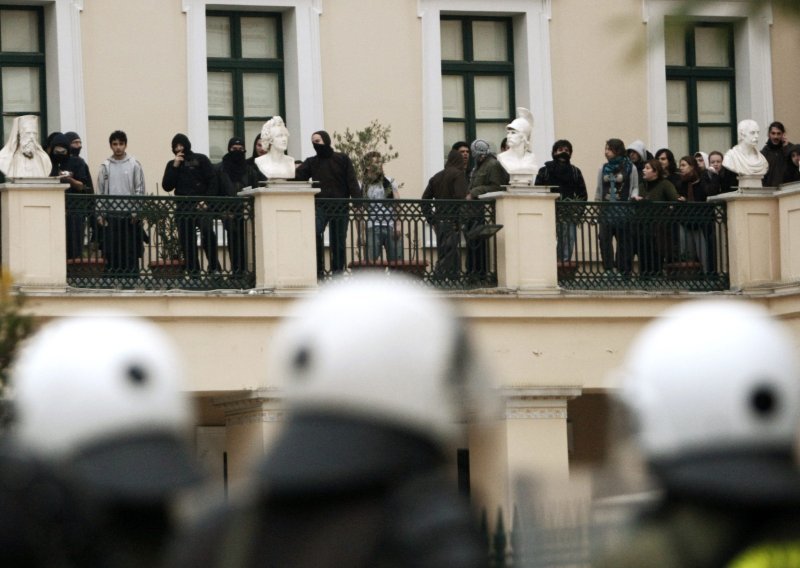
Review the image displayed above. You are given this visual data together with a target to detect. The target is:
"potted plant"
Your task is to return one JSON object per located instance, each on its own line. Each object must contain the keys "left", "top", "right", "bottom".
{"left": 141, "top": 200, "right": 185, "bottom": 277}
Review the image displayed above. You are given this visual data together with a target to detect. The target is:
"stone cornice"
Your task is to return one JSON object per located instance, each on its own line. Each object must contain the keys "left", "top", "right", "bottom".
{"left": 502, "top": 385, "right": 581, "bottom": 420}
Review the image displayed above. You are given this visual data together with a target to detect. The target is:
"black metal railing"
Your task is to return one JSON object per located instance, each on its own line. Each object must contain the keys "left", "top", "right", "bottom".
{"left": 65, "top": 194, "right": 255, "bottom": 290}
{"left": 556, "top": 200, "right": 729, "bottom": 291}
{"left": 314, "top": 198, "right": 501, "bottom": 288}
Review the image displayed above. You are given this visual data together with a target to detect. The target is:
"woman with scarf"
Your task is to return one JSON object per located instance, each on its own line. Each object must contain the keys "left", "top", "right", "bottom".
{"left": 595, "top": 138, "right": 639, "bottom": 277}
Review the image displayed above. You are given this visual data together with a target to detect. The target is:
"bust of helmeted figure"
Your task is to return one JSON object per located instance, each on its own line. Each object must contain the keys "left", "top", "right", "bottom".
{"left": 0, "top": 115, "right": 51, "bottom": 178}
{"left": 723, "top": 119, "right": 769, "bottom": 177}
{"left": 497, "top": 107, "right": 537, "bottom": 177}
{"left": 255, "top": 116, "right": 296, "bottom": 180}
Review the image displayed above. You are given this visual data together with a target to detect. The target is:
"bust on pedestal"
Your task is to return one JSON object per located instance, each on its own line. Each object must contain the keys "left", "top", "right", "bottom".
{"left": 722, "top": 119, "right": 769, "bottom": 189}
{"left": 0, "top": 114, "right": 52, "bottom": 180}
{"left": 255, "top": 116, "right": 296, "bottom": 181}
{"left": 497, "top": 107, "right": 538, "bottom": 187}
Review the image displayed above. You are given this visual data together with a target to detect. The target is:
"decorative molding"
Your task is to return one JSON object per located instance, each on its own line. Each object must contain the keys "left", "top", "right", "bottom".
{"left": 507, "top": 407, "right": 567, "bottom": 420}
{"left": 226, "top": 410, "right": 286, "bottom": 426}
{"left": 502, "top": 385, "right": 581, "bottom": 420}
{"left": 72, "top": 0, "right": 84, "bottom": 11}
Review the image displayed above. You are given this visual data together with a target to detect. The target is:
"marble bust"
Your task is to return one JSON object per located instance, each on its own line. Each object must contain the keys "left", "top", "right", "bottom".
{"left": 255, "top": 116, "right": 296, "bottom": 180}
{"left": 497, "top": 107, "right": 537, "bottom": 177}
{"left": 0, "top": 115, "right": 51, "bottom": 178}
{"left": 722, "top": 119, "right": 769, "bottom": 177}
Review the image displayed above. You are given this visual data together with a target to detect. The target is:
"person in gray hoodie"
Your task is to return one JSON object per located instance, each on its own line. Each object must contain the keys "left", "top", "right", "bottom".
{"left": 96, "top": 130, "right": 146, "bottom": 278}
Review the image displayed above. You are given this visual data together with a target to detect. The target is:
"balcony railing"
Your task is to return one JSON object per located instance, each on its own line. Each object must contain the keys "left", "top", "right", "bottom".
{"left": 315, "top": 198, "right": 501, "bottom": 288}
{"left": 65, "top": 194, "right": 255, "bottom": 290}
{"left": 555, "top": 200, "right": 729, "bottom": 291}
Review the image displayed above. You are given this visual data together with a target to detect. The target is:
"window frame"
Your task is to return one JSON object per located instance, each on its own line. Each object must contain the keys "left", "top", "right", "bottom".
{"left": 440, "top": 15, "right": 515, "bottom": 152}
{"left": 0, "top": 5, "right": 46, "bottom": 144}
{"left": 665, "top": 20, "right": 736, "bottom": 154}
{"left": 643, "top": 0, "right": 774, "bottom": 151}
{"left": 206, "top": 9, "right": 285, "bottom": 158}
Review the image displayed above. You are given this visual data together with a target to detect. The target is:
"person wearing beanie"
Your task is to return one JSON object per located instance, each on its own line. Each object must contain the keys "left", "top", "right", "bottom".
{"left": 296, "top": 129, "right": 361, "bottom": 276}
{"left": 64, "top": 131, "right": 83, "bottom": 157}
{"left": 215, "top": 136, "right": 259, "bottom": 276}
{"left": 162, "top": 133, "right": 221, "bottom": 274}
{"left": 535, "top": 139, "right": 587, "bottom": 262}
{"left": 464, "top": 139, "right": 507, "bottom": 284}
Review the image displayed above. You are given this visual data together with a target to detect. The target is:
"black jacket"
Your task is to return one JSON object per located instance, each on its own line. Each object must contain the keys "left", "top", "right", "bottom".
{"left": 535, "top": 160, "right": 587, "bottom": 200}
{"left": 162, "top": 151, "right": 218, "bottom": 197}
{"left": 295, "top": 151, "right": 361, "bottom": 199}
{"left": 215, "top": 153, "right": 261, "bottom": 197}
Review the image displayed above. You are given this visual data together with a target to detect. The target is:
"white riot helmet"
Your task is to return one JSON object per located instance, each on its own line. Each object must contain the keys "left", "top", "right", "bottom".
{"left": 11, "top": 312, "right": 199, "bottom": 500}
{"left": 615, "top": 300, "right": 800, "bottom": 500}
{"left": 267, "top": 274, "right": 493, "bottom": 447}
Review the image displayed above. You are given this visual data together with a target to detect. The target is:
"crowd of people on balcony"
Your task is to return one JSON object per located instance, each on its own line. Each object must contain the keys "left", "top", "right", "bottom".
{"left": 7, "top": 112, "right": 795, "bottom": 285}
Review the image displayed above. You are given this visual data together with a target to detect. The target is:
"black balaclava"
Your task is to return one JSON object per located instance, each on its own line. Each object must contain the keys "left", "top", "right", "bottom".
{"left": 49, "top": 134, "right": 71, "bottom": 173}
{"left": 223, "top": 136, "right": 247, "bottom": 179}
{"left": 64, "top": 131, "right": 81, "bottom": 157}
{"left": 313, "top": 130, "right": 333, "bottom": 158}
{"left": 45, "top": 131, "right": 63, "bottom": 153}
{"left": 171, "top": 133, "right": 192, "bottom": 155}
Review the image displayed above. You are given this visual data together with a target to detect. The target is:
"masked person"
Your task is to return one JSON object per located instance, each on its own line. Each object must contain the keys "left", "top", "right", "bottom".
{"left": 162, "top": 133, "right": 221, "bottom": 274}
{"left": 215, "top": 136, "right": 259, "bottom": 276}
{"left": 49, "top": 133, "right": 94, "bottom": 260}
{"left": 535, "top": 139, "right": 587, "bottom": 263}
{"left": 295, "top": 130, "right": 361, "bottom": 276}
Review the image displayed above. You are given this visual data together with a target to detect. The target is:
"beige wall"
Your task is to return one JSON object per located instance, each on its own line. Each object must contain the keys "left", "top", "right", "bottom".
{"left": 549, "top": 0, "right": 648, "bottom": 179}
{"left": 770, "top": 3, "right": 800, "bottom": 136}
{"left": 80, "top": 0, "right": 188, "bottom": 194}
{"left": 317, "top": 1, "right": 424, "bottom": 195}
{"left": 21, "top": 291, "right": 800, "bottom": 393}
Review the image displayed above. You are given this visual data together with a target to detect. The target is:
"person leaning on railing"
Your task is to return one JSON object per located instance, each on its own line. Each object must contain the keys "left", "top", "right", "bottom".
{"left": 632, "top": 159, "right": 679, "bottom": 277}
{"left": 422, "top": 149, "right": 469, "bottom": 281}
{"left": 676, "top": 155, "right": 715, "bottom": 273}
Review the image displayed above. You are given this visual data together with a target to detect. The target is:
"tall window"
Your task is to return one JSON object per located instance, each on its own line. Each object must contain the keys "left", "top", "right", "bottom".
{"left": 665, "top": 20, "right": 735, "bottom": 158}
{"left": 0, "top": 6, "right": 45, "bottom": 144}
{"left": 441, "top": 16, "right": 513, "bottom": 157}
{"left": 206, "top": 11, "right": 284, "bottom": 161}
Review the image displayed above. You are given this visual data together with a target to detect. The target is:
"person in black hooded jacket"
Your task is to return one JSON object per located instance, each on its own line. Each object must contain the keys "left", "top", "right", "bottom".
{"left": 49, "top": 133, "right": 93, "bottom": 259}
{"left": 295, "top": 130, "right": 361, "bottom": 276}
{"left": 162, "top": 133, "right": 221, "bottom": 273}
{"left": 215, "top": 137, "right": 259, "bottom": 275}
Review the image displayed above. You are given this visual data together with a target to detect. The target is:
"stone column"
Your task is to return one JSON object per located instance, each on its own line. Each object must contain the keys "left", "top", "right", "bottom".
{"left": 711, "top": 189, "right": 780, "bottom": 289}
{"left": 0, "top": 180, "right": 69, "bottom": 287}
{"left": 214, "top": 388, "right": 285, "bottom": 486}
{"left": 777, "top": 182, "right": 800, "bottom": 283}
{"left": 241, "top": 181, "right": 319, "bottom": 290}
{"left": 469, "top": 386, "right": 580, "bottom": 527}
{"left": 484, "top": 188, "right": 559, "bottom": 292}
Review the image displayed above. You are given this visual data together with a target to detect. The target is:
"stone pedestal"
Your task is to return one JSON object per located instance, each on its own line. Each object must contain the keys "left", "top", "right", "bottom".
{"left": 711, "top": 190, "right": 780, "bottom": 289}
{"left": 777, "top": 182, "right": 800, "bottom": 283}
{"left": 240, "top": 181, "right": 319, "bottom": 290}
{"left": 468, "top": 386, "right": 580, "bottom": 528}
{"left": 0, "top": 180, "right": 69, "bottom": 287}
{"left": 483, "top": 188, "right": 559, "bottom": 291}
{"left": 735, "top": 174, "right": 765, "bottom": 190}
{"left": 214, "top": 388, "right": 285, "bottom": 486}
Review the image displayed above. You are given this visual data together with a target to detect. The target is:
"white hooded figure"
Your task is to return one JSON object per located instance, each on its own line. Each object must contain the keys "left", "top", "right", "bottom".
{"left": 497, "top": 107, "right": 537, "bottom": 178}
{"left": 0, "top": 115, "right": 51, "bottom": 178}
{"left": 723, "top": 119, "right": 769, "bottom": 177}
{"left": 255, "top": 116, "right": 296, "bottom": 180}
